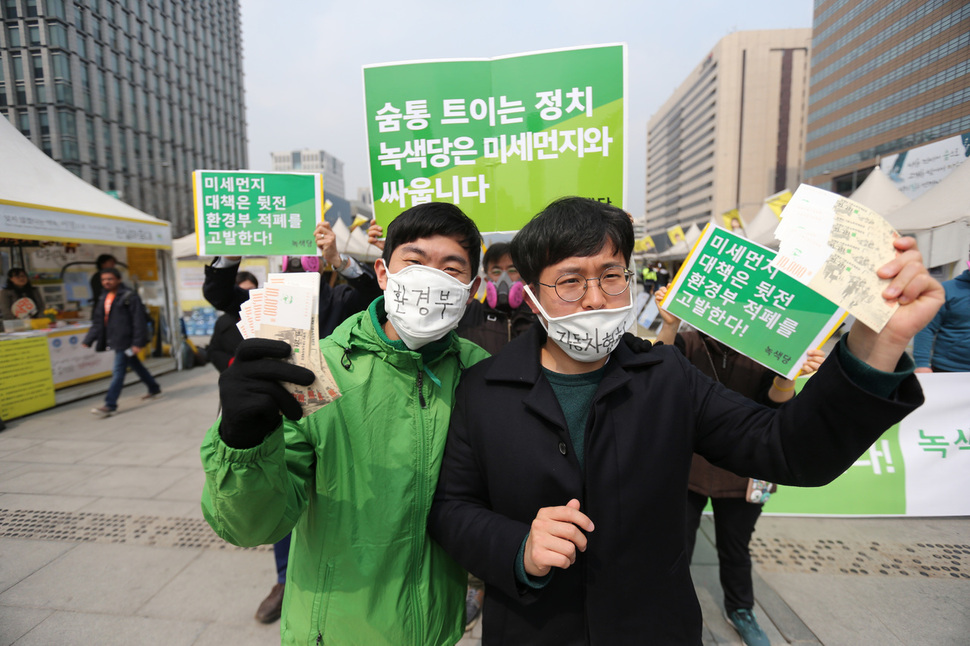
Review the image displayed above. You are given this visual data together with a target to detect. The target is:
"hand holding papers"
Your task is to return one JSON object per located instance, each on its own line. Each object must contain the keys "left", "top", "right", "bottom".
{"left": 237, "top": 272, "right": 340, "bottom": 415}
{"left": 771, "top": 185, "right": 900, "bottom": 332}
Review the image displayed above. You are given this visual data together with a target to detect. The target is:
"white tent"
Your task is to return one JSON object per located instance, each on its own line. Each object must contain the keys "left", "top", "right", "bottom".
{"left": 743, "top": 203, "right": 782, "bottom": 248}
{"left": 657, "top": 223, "right": 702, "bottom": 260}
{"left": 849, "top": 166, "right": 911, "bottom": 217}
{"left": 0, "top": 115, "right": 171, "bottom": 249}
{"left": 886, "top": 157, "right": 970, "bottom": 270}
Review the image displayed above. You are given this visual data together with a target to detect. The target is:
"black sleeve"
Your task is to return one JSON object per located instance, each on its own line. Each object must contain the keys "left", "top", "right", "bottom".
{"left": 328, "top": 263, "right": 382, "bottom": 318}
{"left": 428, "top": 377, "right": 536, "bottom": 601}
{"left": 203, "top": 262, "right": 248, "bottom": 314}
{"left": 127, "top": 292, "right": 149, "bottom": 348}
{"left": 688, "top": 349, "right": 923, "bottom": 487}
{"left": 83, "top": 296, "right": 105, "bottom": 345}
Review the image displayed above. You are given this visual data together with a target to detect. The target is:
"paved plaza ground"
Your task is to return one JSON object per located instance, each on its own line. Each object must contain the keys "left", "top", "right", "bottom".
{"left": 1, "top": 366, "right": 967, "bottom": 645}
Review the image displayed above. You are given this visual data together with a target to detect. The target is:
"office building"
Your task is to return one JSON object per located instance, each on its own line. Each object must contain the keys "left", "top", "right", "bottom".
{"left": 804, "top": 0, "right": 970, "bottom": 195}
{"left": 645, "top": 30, "right": 812, "bottom": 248}
{"left": 271, "top": 148, "right": 345, "bottom": 199}
{"left": 0, "top": 0, "right": 247, "bottom": 236}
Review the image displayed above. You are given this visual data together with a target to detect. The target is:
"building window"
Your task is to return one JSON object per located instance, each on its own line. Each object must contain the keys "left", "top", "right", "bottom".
{"left": 31, "top": 53, "right": 43, "bottom": 80}
{"left": 25, "top": 0, "right": 38, "bottom": 18}
{"left": 3, "top": 0, "right": 19, "bottom": 19}
{"left": 27, "top": 23, "right": 41, "bottom": 46}
{"left": 6, "top": 25, "right": 22, "bottom": 47}
{"left": 48, "top": 22, "right": 67, "bottom": 48}
{"left": 18, "top": 109, "right": 30, "bottom": 135}
{"left": 46, "top": 0, "right": 65, "bottom": 20}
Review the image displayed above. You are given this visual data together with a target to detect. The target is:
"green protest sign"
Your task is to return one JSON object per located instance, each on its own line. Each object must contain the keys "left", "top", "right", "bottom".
{"left": 193, "top": 171, "right": 324, "bottom": 257}
{"left": 363, "top": 44, "right": 626, "bottom": 233}
{"left": 661, "top": 224, "right": 845, "bottom": 380}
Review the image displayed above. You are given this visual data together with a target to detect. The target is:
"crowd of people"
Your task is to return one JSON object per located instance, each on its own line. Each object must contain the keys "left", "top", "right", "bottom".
{"left": 196, "top": 196, "right": 949, "bottom": 646}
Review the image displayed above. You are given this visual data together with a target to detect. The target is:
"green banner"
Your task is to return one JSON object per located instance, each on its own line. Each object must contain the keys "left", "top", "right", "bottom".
{"left": 363, "top": 44, "right": 626, "bottom": 232}
{"left": 662, "top": 225, "right": 845, "bottom": 379}
{"left": 193, "top": 171, "right": 324, "bottom": 257}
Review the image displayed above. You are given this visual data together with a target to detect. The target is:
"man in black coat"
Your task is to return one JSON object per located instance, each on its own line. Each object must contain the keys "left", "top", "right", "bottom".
{"left": 428, "top": 197, "right": 943, "bottom": 645}
{"left": 83, "top": 267, "right": 161, "bottom": 417}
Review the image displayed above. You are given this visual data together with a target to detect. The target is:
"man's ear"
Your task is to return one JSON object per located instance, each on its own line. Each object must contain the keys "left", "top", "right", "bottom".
{"left": 374, "top": 258, "right": 388, "bottom": 290}
{"left": 523, "top": 285, "right": 541, "bottom": 315}
{"left": 465, "top": 276, "right": 482, "bottom": 304}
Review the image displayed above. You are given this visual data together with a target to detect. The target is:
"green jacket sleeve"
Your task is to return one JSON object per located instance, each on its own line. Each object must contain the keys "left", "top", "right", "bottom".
{"left": 200, "top": 416, "right": 315, "bottom": 547}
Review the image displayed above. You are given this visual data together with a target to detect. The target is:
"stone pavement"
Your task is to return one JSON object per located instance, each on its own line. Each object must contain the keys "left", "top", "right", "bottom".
{"left": 1, "top": 366, "right": 968, "bottom": 645}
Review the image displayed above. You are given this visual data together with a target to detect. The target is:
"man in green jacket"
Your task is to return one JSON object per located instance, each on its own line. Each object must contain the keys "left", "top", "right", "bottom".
{"left": 201, "top": 203, "right": 489, "bottom": 646}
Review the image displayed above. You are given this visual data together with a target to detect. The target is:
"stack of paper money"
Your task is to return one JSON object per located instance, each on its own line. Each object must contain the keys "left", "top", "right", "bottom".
{"left": 770, "top": 184, "right": 899, "bottom": 332}
{"left": 237, "top": 272, "right": 341, "bottom": 415}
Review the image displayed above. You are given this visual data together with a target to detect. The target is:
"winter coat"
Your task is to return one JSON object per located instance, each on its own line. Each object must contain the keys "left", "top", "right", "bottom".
{"left": 456, "top": 299, "right": 536, "bottom": 355}
{"left": 0, "top": 284, "right": 45, "bottom": 320}
{"left": 676, "top": 331, "right": 778, "bottom": 499}
{"left": 913, "top": 269, "right": 970, "bottom": 372}
{"left": 201, "top": 297, "right": 490, "bottom": 646}
{"left": 428, "top": 324, "right": 923, "bottom": 645}
{"left": 82, "top": 285, "right": 147, "bottom": 351}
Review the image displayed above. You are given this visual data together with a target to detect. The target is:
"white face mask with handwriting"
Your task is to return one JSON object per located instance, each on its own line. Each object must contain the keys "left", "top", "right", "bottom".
{"left": 380, "top": 261, "right": 472, "bottom": 350}
{"left": 524, "top": 284, "right": 634, "bottom": 362}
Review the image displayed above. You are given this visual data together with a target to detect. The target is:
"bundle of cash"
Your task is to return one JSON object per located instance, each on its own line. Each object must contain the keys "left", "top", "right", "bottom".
{"left": 237, "top": 272, "right": 341, "bottom": 415}
{"left": 770, "top": 184, "right": 899, "bottom": 332}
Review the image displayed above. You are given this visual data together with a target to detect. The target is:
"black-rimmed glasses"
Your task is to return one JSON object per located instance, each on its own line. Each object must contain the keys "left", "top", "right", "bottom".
{"left": 537, "top": 266, "right": 633, "bottom": 302}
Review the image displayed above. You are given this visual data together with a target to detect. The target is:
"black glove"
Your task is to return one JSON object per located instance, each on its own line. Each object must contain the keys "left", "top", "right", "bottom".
{"left": 218, "top": 338, "right": 316, "bottom": 449}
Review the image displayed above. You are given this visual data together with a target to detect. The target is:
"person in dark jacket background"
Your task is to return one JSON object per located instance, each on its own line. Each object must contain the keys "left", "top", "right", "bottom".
{"left": 1, "top": 267, "right": 45, "bottom": 320}
{"left": 89, "top": 254, "right": 118, "bottom": 307}
{"left": 456, "top": 242, "right": 536, "bottom": 357}
{"left": 83, "top": 267, "right": 161, "bottom": 417}
{"left": 428, "top": 196, "right": 941, "bottom": 645}
{"left": 206, "top": 271, "right": 257, "bottom": 373}
{"left": 201, "top": 220, "right": 382, "bottom": 625}
{"left": 913, "top": 264, "right": 970, "bottom": 373}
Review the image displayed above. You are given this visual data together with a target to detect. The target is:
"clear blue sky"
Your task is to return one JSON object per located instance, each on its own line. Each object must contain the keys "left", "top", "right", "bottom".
{"left": 239, "top": 0, "right": 813, "bottom": 217}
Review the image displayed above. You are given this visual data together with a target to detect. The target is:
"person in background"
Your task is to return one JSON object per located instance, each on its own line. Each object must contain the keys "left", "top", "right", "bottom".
{"left": 428, "top": 196, "right": 940, "bottom": 645}
{"left": 456, "top": 241, "right": 536, "bottom": 357}
{"left": 83, "top": 267, "right": 161, "bottom": 417}
{"left": 654, "top": 285, "right": 824, "bottom": 646}
{"left": 201, "top": 203, "right": 489, "bottom": 645}
{"left": 1, "top": 268, "right": 45, "bottom": 320}
{"left": 201, "top": 220, "right": 382, "bottom": 625}
{"left": 207, "top": 271, "right": 257, "bottom": 373}
{"left": 90, "top": 254, "right": 118, "bottom": 306}
{"left": 913, "top": 261, "right": 970, "bottom": 373}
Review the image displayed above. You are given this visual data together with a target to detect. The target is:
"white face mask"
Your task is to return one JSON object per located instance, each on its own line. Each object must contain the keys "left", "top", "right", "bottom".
{"left": 381, "top": 261, "right": 473, "bottom": 350}
{"left": 524, "top": 283, "right": 634, "bottom": 363}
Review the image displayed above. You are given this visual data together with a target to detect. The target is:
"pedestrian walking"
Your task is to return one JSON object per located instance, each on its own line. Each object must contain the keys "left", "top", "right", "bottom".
{"left": 83, "top": 267, "right": 161, "bottom": 416}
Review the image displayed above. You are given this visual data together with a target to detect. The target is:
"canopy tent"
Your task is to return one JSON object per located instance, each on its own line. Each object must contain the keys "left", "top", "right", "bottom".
{"left": 743, "top": 203, "right": 782, "bottom": 248}
{"left": 849, "top": 166, "right": 911, "bottom": 217}
{"left": 0, "top": 116, "right": 171, "bottom": 249}
{"left": 657, "top": 223, "right": 702, "bottom": 261}
{"left": 886, "top": 157, "right": 970, "bottom": 271}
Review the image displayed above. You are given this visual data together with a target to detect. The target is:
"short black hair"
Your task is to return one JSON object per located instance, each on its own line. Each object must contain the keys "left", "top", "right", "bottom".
{"left": 96, "top": 254, "right": 117, "bottom": 268}
{"left": 381, "top": 202, "right": 482, "bottom": 278}
{"left": 235, "top": 271, "right": 258, "bottom": 287}
{"left": 483, "top": 242, "right": 512, "bottom": 272}
{"left": 510, "top": 197, "right": 633, "bottom": 285}
{"left": 100, "top": 267, "right": 121, "bottom": 279}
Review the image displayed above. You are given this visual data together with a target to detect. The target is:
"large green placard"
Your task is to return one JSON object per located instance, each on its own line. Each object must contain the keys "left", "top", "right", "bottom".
{"left": 363, "top": 44, "right": 626, "bottom": 232}
{"left": 662, "top": 225, "right": 845, "bottom": 379}
{"left": 193, "top": 171, "right": 324, "bottom": 257}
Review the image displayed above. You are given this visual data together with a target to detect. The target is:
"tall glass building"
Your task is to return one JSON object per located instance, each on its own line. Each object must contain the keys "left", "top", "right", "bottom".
{"left": 804, "top": 0, "right": 970, "bottom": 194}
{"left": 0, "top": 0, "right": 247, "bottom": 236}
